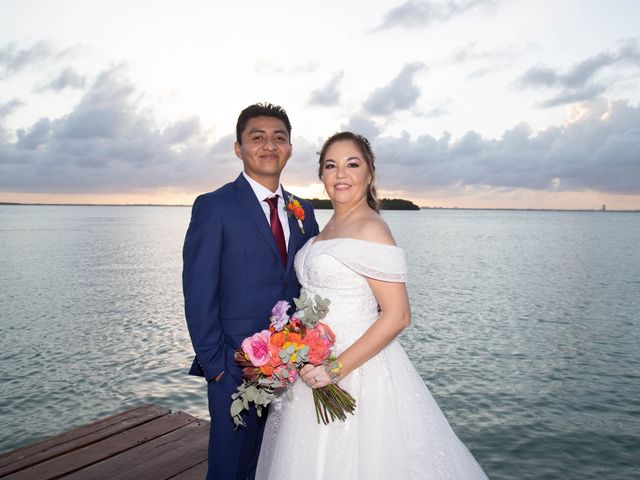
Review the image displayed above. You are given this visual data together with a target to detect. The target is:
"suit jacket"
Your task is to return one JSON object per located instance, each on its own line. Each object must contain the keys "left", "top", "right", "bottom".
{"left": 182, "top": 173, "right": 319, "bottom": 382}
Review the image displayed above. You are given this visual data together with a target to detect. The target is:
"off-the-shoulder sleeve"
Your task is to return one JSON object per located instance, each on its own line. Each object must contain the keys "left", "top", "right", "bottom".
{"left": 324, "top": 239, "right": 408, "bottom": 283}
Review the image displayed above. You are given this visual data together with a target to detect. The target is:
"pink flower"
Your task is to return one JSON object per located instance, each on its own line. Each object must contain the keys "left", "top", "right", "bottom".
{"left": 316, "top": 322, "right": 336, "bottom": 344}
{"left": 241, "top": 330, "right": 271, "bottom": 367}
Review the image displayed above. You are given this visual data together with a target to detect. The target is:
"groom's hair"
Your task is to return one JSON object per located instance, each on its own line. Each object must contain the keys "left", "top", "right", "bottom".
{"left": 236, "top": 103, "right": 292, "bottom": 144}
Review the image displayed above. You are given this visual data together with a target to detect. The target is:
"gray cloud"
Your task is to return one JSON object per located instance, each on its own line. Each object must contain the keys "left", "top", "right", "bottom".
{"left": 0, "top": 98, "right": 25, "bottom": 143}
{"left": 161, "top": 116, "right": 202, "bottom": 144}
{"left": 376, "top": 0, "right": 501, "bottom": 30}
{"left": 309, "top": 71, "right": 344, "bottom": 107}
{"left": 2, "top": 65, "right": 638, "bottom": 200}
{"left": 0, "top": 41, "right": 77, "bottom": 79}
{"left": 519, "top": 65, "right": 558, "bottom": 88}
{"left": 539, "top": 84, "right": 608, "bottom": 108}
{"left": 0, "top": 65, "right": 238, "bottom": 194}
{"left": 340, "top": 113, "right": 384, "bottom": 140}
{"left": 450, "top": 41, "right": 520, "bottom": 65}
{"left": 0, "top": 98, "right": 25, "bottom": 118}
{"left": 449, "top": 42, "right": 527, "bottom": 78}
{"left": 363, "top": 63, "right": 425, "bottom": 115}
{"left": 16, "top": 118, "right": 52, "bottom": 150}
{"left": 40, "top": 67, "right": 87, "bottom": 91}
{"left": 0, "top": 41, "right": 53, "bottom": 77}
{"left": 518, "top": 39, "right": 640, "bottom": 107}
{"left": 342, "top": 99, "right": 640, "bottom": 196}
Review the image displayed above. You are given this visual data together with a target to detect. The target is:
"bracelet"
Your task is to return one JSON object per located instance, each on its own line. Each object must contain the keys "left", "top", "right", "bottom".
{"left": 327, "top": 360, "right": 343, "bottom": 384}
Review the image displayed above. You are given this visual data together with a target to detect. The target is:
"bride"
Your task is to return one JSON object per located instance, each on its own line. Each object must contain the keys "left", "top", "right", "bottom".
{"left": 256, "top": 132, "right": 488, "bottom": 479}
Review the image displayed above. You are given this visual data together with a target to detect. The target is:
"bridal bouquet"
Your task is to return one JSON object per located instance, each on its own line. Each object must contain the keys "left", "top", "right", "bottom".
{"left": 230, "top": 292, "right": 356, "bottom": 428}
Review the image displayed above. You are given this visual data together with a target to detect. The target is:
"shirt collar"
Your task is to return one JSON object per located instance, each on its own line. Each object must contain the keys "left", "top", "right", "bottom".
{"left": 242, "top": 171, "right": 284, "bottom": 202}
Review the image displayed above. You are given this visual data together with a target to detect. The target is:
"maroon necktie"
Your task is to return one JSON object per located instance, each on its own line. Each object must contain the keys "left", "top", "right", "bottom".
{"left": 265, "top": 196, "right": 287, "bottom": 268}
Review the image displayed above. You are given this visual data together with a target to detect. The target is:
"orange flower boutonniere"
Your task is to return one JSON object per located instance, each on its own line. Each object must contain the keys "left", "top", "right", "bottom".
{"left": 285, "top": 195, "right": 305, "bottom": 234}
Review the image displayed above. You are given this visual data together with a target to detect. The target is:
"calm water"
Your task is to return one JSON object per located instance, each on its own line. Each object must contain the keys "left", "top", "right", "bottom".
{"left": 1, "top": 206, "right": 639, "bottom": 479}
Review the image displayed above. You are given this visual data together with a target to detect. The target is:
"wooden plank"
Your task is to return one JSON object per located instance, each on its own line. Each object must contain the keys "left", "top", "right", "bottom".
{"left": 4, "top": 411, "right": 197, "bottom": 480}
{"left": 62, "top": 419, "right": 209, "bottom": 480}
{"left": 110, "top": 421, "right": 209, "bottom": 480}
{"left": 0, "top": 404, "right": 169, "bottom": 476}
{"left": 168, "top": 461, "right": 208, "bottom": 480}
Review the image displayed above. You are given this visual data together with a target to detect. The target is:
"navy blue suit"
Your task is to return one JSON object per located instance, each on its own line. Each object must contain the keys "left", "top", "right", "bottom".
{"left": 183, "top": 173, "right": 319, "bottom": 480}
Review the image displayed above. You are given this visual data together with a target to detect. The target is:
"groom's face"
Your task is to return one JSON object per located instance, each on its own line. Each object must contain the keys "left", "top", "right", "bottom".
{"left": 234, "top": 116, "right": 292, "bottom": 186}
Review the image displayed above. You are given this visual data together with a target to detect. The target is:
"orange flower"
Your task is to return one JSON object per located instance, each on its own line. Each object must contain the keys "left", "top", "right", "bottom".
{"left": 270, "top": 332, "right": 286, "bottom": 348}
{"left": 302, "top": 328, "right": 331, "bottom": 365}
{"left": 269, "top": 344, "right": 283, "bottom": 367}
{"left": 287, "top": 332, "right": 302, "bottom": 345}
{"left": 260, "top": 364, "right": 274, "bottom": 376}
{"left": 285, "top": 196, "right": 306, "bottom": 231}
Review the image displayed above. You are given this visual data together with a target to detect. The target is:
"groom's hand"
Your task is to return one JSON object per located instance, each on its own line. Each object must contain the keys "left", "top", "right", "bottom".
{"left": 214, "top": 371, "right": 224, "bottom": 382}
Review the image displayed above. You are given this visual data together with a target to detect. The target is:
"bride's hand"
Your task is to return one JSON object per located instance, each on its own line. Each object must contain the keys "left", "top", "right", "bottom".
{"left": 300, "top": 364, "right": 331, "bottom": 389}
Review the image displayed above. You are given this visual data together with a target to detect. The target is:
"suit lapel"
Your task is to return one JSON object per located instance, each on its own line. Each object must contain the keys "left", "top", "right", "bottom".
{"left": 231, "top": 174, "right": 283, "bottom": 264}
{"left": 283, "top": 189, "right": 301, "bottom": 274}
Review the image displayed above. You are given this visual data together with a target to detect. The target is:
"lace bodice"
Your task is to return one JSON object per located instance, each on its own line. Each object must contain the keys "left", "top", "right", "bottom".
{"left": 294, "top": 237, "right": 408, "bottom": 351}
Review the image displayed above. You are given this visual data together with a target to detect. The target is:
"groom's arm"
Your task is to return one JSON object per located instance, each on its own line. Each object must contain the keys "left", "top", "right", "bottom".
{"left": 182, "top": 194, "right": 226, "bottom": 383}
{"left": 304, "top": 200, "right": 320, "bottom": 237}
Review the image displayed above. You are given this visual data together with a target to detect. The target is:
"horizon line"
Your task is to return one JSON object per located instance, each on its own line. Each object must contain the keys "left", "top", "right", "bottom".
{"left": 1, "top": 202, "right": 638, "bottom": 213}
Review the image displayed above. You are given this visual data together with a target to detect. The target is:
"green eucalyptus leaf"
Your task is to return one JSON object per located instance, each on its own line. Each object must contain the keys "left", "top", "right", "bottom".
{"left": 230, "top": 398, "right": 244, "bottom": 417}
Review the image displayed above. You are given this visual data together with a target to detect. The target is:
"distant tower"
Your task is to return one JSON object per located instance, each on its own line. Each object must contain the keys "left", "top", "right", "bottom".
{"left": 602, "top": 204, "right": 606, "bottom": 211}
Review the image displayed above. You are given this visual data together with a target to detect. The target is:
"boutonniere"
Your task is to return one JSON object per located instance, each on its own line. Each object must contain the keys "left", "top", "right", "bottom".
{"left": 285, "top": 195, "right": 305, "bottom": 234}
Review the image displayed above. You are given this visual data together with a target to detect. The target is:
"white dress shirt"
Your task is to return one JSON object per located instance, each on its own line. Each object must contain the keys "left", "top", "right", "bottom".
{"left": 242, "top": 172, "right": 291, "bottom": 250}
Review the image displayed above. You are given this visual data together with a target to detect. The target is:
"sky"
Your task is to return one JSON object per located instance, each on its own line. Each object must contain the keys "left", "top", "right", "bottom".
{"left": 1, "top": 0, "right": 639, "bottom": 209}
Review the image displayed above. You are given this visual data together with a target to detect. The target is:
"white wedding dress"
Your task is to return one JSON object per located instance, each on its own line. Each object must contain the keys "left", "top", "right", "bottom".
{"left": 256, "top": 238, "right": 489, "bottom": 480}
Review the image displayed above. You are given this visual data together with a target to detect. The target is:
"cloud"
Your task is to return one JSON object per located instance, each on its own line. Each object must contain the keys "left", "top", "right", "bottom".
{"left": 363, "top": 62, "right": 425, "bottom": 115}
{"left": 308, "top": 71, "right": 344, "bottom": 107}
{"left": 0, "top": 41, "right": 76, "bottom": 79}
{"left": 0, "top": 98, "right": 25, "bottom": 118}
{"left": 539, "top": 84, "right": 607, "bottom": 108}
{"left": 0, "top": 41, "right": 52, "bottom": 77}
{"left": 368, "top": 99, "right": 640, "bottom": 196}
{"left": 448, "top": 41, "right": 528, "bottom": 78}
{"left": 449, "top": 41, "right": 521, "bottom": 65}
{"left": 161, "top": 116, "right": 202, "bottom": 144}
{"left": 40, "top": 67, "right": 87, "bottom": 91}
{"left": 518, "top": 39, "right": 640, "bottom": 107}
{"left": 0, "top": 65, "right": 238, "bottom": 194}
{"left": 2, "top": 66, "right": 638, "bottom": 201}
{"left": 376, "top": 0, "right": 501, "bottom": 30}
{"left": 340, "top": 113, "right": 384, "bottom": 140}
{"left": 16, "top": 118, "right": 52, "bottom": 150}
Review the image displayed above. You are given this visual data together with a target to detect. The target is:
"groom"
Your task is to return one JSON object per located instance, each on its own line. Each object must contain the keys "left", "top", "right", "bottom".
{"left": 183, "top": 103, "right": 319, "bottom": 480}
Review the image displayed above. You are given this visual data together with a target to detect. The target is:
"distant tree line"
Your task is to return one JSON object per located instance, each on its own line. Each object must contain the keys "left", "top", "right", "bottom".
{"left": 306, "top": 198, "right": 420, "bottom": 210}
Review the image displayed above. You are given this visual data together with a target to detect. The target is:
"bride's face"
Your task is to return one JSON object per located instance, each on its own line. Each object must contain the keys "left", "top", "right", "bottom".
{"left": 320, "top": 140, "right": 372, "bottom": 207}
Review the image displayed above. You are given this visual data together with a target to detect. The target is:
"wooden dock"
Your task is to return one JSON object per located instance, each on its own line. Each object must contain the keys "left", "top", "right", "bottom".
{"left": 0, "top": 404, "right": 209, "bottom": 479}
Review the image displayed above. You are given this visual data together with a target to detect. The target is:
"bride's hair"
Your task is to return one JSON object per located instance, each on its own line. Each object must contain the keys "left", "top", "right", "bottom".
{"left": 318, "top": 131, "right": 380, "bottom": 213}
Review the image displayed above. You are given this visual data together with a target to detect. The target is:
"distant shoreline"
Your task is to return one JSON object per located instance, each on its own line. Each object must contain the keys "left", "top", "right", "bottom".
{"left": 1, "top": 202, "right": 638, "bottom": 213}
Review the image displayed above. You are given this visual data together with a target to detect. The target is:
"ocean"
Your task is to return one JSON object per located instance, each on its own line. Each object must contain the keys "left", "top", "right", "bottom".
{"left": 0, "top": 205, "right": 638, "bottom": 479}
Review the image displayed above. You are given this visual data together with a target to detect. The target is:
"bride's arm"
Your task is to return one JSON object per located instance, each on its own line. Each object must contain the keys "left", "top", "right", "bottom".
{"left": 336, "top": 279, "right": 411, "bottom": 379}
{"left": 301, "top": 278, "right": 411, "bottom": 388}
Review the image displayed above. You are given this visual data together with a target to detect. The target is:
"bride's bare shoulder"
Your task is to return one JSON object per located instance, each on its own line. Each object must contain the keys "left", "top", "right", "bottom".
{"left": 350, "top": 212, "right": 396, "bottom": 246}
